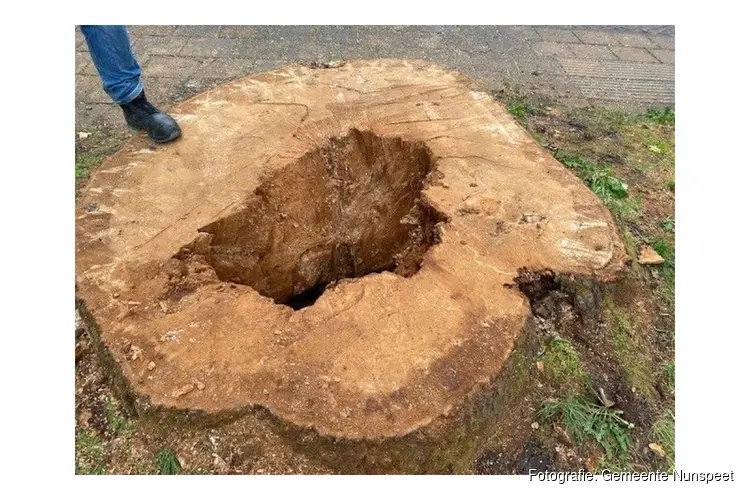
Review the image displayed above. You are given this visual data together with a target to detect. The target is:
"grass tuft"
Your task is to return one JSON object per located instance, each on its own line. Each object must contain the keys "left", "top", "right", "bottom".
{"left": 663, "top": 361, "right": 675, "bottom": 394}
{"left": 76, "top": 430, "right": 106, "bottom": 475}
{"left": 540, "top": 396, "right": 633, "bottom": 463}
{"left": 554, "top": 150, "right": 639, "bottom": 222}
{"left": 156, "top": 448, "right": 182, "bottom": 475}
{"left": 652, "top": 409, "right": 675, "bottom": 469}
{"left": 644, "top": 107, "right": 675, "bottom": 126}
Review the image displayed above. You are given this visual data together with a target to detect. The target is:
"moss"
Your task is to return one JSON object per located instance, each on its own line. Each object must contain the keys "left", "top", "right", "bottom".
{"left": 540, "top": 337, "right": 587, "bottom": 391}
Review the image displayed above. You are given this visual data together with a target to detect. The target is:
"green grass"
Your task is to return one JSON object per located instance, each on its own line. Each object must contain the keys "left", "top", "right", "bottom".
{"left": 555, "top": 151, "right": 628, "bottom": 200}
{"left": 156, "top": 448, "right": 182, "bottom": 475}
{"left": 554, "top": 150, "right": 639, "bottom": 222}
{"left": 644, "top": 107, "right": 675, "bottom": 126}
{"left": 75, "top": 153, "right": 105, "bottom": 181}
{"left": 508, "top": 102, "right": 530, "bottom": 119}
{"left": 76, "top": 430, "right": 106, "bottom": 475}
{"left": 665, "top": 179, "right": 675, "bottom": 192}
{"left": 647, "top": 138, "right": 672, "bottom": 156}
{"left": 650, "top": 238, "right": 675, "bottom": 309}
{"left": 660, "top": 216, "right": 675, "bottom": 233}
{"left": 608, "top": 196, "right": 641, "bottom": 222}
{"left": 651, "top": 238, "right": 675, "bottom": 267}
{"left": 491, "top": 87, "right": 543, "bottom": 123}
{"left": 652, "top": 409, "right": 675, "bottom": 469}
{"left": 609, "top": 307, "right": 656, "bottom": 398}
{"left": 540, "top": 396, "right": 633, "bottom": 463}
{"left": 75, "top": 127, "right": 131, "bottom": 188}
{"left": 662, "top": 361, "right": 675, "bottom": 394}
{"left": 540, "top": 336, "right": 587, "bottom": 389}
{"left": 105, "top": 400, "right": 133, "bottom": 435}
{"left": 568, "top": 106, "right": 631, "bottom": 139}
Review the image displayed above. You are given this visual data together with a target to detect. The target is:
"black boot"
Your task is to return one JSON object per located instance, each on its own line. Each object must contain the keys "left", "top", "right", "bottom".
{"left": 120, "top": 91, "right": 182, "bottom": 143}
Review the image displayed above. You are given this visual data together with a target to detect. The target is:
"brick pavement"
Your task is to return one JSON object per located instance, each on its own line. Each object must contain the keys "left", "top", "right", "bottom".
{"left": 74, "top": 25, "right": 675, "bottom": 132}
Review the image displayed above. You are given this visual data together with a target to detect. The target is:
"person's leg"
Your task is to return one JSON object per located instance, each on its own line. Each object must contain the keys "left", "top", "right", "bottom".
{"left": 81, "top": 25, "right": 143, "bottom": 105}
{"left": 80, "top": 25, "right": 181, "bottom": 143}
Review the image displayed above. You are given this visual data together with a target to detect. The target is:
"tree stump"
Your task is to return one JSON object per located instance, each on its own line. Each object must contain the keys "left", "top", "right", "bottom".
{"left": 75, "top": 60, "right": 627, "bottom": 473}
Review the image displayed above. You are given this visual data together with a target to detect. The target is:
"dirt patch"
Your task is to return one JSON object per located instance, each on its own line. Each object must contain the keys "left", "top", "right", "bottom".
{"left": 475, "top": 439, "right": 554, "bottom": 474}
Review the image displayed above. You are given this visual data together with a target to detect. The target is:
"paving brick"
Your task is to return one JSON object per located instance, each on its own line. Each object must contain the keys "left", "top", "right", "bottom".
{"left": 252, "top": 60, "right": 300, "bottom": 74}
{"left": 533, "top": 41, "right": 576, "bottom": 58}
{"left": 77, "top": 103, "right": 126, "bottom": 130}
{"left": 560, "top": 59, "right": 673, "bottom": 81}
{"left": 140, "top": 76, "right": 186, "bottom": 107}
{"left": 510, "top": 55, "right": 566, "bottom": 76}
{"left": 243, "top": 38, "right": 310, "bottom": 62}
{"left": 218, "top": 25, "right": 257, "bottom": 38}
{"left": 127, "top": 25, "right": 177, "bottom": 37}
{"left": 173, "top": 25, "right": 222, "bottom": 38}
{"left": 173, "top": 77, "right": 236, "bottom": 102}
{"left": 508, "top": 26, "right": 541, "bottom": 41}
{"left": 75, "top": 25, "right": 676, "bottom": 131}
{"left": 648, "top": 34, "right": 675, "bottom": 50}
{"left": 572, "top": 30, "right": 618, "bottom": 46}
{"left": 132, "top": 36, "right": 189, "bottom": 57}
{"left": 649, "top": 49, "right": 674, "bottom": 65}
{"left": 611, "top": 46, "right": 660, "bottom": 63}
{"left": 566, "top": 44, "right": 618, "bottom": 61}
{"left": 569, "top": 76, "right": 674, "bottom": 105}
{"left": 143, "top": 55, "right": 206, "bottom": 78}
{"left": 611, "top": 32, "right": 660, "bottom": 49}
{"left": 75, "top": 29, "right": 85, "bottom": 49}
{"left": 75, "top": 75, "right": 103, "bottom": 103}
{"left": 535, "top": 27, "right": 580, "bottom": 43}
{"left": 201, "top": 58, "right": 257, "bottom": 79}
{"left": 178, "top": 37, "right": 252, "bottom": 58}
{"left": 75, "top": 51, "right": 97, "bottom": 76}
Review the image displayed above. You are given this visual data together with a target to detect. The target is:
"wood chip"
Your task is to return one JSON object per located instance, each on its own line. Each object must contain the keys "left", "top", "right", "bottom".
{"left": 638, "top": 245, "right": 665, "bottom": 265}
{"left": 171, "top": 384, "right": 195, "bottom": 398}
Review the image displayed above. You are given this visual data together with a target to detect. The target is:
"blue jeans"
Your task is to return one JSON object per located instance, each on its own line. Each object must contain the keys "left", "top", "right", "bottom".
{"left": 81, "top": 25, "right": 143, "bottom": 105}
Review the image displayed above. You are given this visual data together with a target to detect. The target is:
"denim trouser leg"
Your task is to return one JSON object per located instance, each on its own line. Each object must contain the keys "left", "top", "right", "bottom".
{"left": 81, "top": 25, "right": 143, "bottom": 105}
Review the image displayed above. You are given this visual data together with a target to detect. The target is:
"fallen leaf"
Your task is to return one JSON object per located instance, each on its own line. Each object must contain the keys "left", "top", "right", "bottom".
{"left": 78, "top": 131, "right": 91, "bottom": 139}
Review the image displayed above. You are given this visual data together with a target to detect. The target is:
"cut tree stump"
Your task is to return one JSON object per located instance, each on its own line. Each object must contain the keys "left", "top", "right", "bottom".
{"left": 75, "top": 60, "right": 628, "bottom": 473}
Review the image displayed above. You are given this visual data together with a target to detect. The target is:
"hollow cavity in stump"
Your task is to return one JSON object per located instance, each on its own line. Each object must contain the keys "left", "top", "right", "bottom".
{"left": 188, "top": 129, "right": 445, "bottom": 309}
